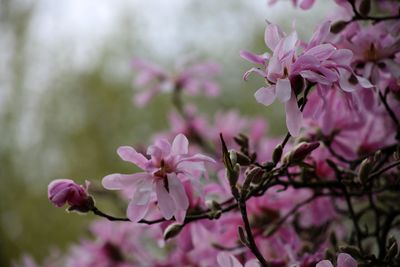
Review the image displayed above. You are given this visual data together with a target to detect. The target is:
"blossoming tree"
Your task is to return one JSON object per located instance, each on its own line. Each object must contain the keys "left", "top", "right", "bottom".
{"left": 17, "top": 0, "right": 400, "bottom": 266}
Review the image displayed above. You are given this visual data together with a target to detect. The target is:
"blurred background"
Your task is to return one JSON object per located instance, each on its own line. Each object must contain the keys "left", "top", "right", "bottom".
{"left": 0, "top": 0, "right": 335, "bottom": 265}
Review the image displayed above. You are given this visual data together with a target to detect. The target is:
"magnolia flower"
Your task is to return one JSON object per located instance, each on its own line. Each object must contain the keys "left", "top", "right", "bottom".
{"left": 242, "top": 21, "right": 372, "bottom": 137}
{"left": 102, "top": 134, "right": 215, "bottom": 223}
{"left": 132, "top": 58, "right": 221, "bottom": 106}
{"left": 268, "top": 0, "right": 316, "bottom": 10}
{"left": 316, "top": 253, "right": 357, "bottom": 267}
{"left": 48, "top": 179, "right": 93, "bottom": 212}
{"left": 217, "top": 252, "right": 260, "bottom": 267}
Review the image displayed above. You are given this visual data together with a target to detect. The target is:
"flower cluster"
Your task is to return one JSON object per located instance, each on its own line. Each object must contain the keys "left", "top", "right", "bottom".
{"left": 18, "top": 1, "right": 400, "bottom": 267}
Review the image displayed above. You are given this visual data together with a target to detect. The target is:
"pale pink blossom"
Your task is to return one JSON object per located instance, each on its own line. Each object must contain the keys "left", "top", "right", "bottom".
{"left": 268, "top": 0, "right": 316, "bottom": 10}
{"left": 242, "top": 21, "right": 372, "bottom": 137}
{"left": 132, "top": 58, "right": 221, "bottom": 106}
{"left": 316, "top": 253, "right": 357, "bottom": 267}
{"left": 102, "top": 134, "right": 215, "bottom": 223}
{"left": 217, "top": 252, "right": 260, "bottom": 267}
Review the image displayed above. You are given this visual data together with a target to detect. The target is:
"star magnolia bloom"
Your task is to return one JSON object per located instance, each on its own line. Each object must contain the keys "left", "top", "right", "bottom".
{"left": 242, "top": 21, "right": 372, "bottom": 137}
{"left": 132, "top": 58, "right": 221, "bottom": 106}
{"left": 217, "top": 252, "right": 260, "bottom": 267}
{"left": 316, "top": 253, "right": 357, "bottom": 267}
{"left": 268, "top": 0, "right": 316, "bottom": 10}
{"left": 102, "top": 134, "right": 215, "bottom": 223}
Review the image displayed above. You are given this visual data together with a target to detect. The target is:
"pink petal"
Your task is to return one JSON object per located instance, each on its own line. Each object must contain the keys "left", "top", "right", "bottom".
{"left": 217, "top": 252, "right": 243, "bottom": 267}
{"left": 255, "top": 86, "right": 277, "bottom": 106}
{"left": 240, "top": 50, "right": 266, "bottom": 65}
{"left": 127, "top": 198, "right": 150, "bottom": 222}
{"left": 168, "top": 175, "right": 189, "bottom": 210}
{"left": 179, "top": 153, "right": 216, "bottom": 163}
{"left": 155, "top": 181, "right": 175, "bottom": 220}
{"left": 276, "top": 78, "right": 292, "bottom": 103}
{"left": 316, "top": 260, "right": 334, "bottom": 267}
{"left": 309, "top": 20, "right": 331, "bottom": 46}
{"left": 265, "top": 23, "right": 284, "bottom": 51}
{"left": 337, "top": 253, "right": 358, "bottom": 267}
{"left": 299, "top": 0, "right": 316, "bottom": 9}
{"left": 304, "top": 44, "right": 336, "bottom": 61}
{"left": 244, "top": 260, "right": 260, "bottom": 267}
{"left": 174, "top": 209, "right": 187, "bottom": 224}
{"left": 171, "top": 134, "right": 189, "bottom": 155}
{"left": 117, "top": 146, "right": 148, "bottom": 169}
{"left": 243, "top": 67, "right": 266, "bottom": 81}
{"left": 131, "top": 178, "right": 153, "bottom": 205}
{"left": 102, "top": 173, "right": 150, "bottom": 190}
{"left": 285, "top": 92, "right": 302, "bottom": 136}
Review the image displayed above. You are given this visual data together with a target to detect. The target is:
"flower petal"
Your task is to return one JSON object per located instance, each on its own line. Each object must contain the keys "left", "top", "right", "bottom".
{"left": 217, "top": 252, "right": 243, "bottom": 267}
{"left": 127, "top": 198, "right": 150, "bottom": 222}
{"left": 285, "top": 92, "right": 302, "bottom": 137}
{"left": 255, "top": 86, "right": 276, "bottom": 106}
{"left": 102, "top": 173, "right": 150, "bottom": 190}
{"left": 337, "top": 253, "right": 358, "bottom": 267}
{"left": 316, "top": 260, "right": 334, "bottom": 267}
{"left": 171, "top": 134, "right": 189, "bottom": 155}
{"left": 155, "top": 181, "right": 175, "bottom": 220}
{"left": 265, "top": 23, "right": 284, "bottom": 51}
{"left": 168, "top": 175, "right": 189, "bottom": 211}
{"left": 276, "top": 78, "right": 292, "bottom": 102}
{"left": 117, "top": 146, "right": 148, "bottom": 169}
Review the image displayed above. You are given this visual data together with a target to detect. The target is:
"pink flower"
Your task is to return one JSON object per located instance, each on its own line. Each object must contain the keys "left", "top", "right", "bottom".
{"left": 217, "top": 252, "right": 260, "bottom": 267}
{"left": 268, "top": 0, "right": 316, "bottom": 10}
{"left": 48, "top": 179, "right": 93, "bottom": 212}
{"left": 242, "top": 21, "right": 372, "bottom": 137}
{"left": 132, "top": 58, "right": 221, "bottom": 106}
{"left": 316, "top": 253, "right": 357, "bottom": 267}
{"left": 102, "top": 134, "right": 215, "bottom": 223}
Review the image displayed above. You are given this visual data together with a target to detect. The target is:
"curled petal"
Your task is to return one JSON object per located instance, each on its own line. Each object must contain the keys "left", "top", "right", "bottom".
{"left": 243, "top": 68, "right": 266, "bottom": 81}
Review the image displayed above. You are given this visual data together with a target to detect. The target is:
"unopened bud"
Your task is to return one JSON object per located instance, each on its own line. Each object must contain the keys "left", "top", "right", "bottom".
{"left": 331, "top": 21, "right": 349, "bottom": 34}
{"left": 283, "top": 142, "right": 320, "bottom": 165}
{"left": 163, "top": 223, "right": 183, "bottom": 241}
{"left": 359, "top": 0, "right": 371, "bottom": 16}
{"left": 229, "top": 150, "right": 237, "bottom": 165}
{"left": 236, "top": 152, "right": 251, "bottom": 166}
{"left": 238, "top": 226, "right": 248, "bottom": 245}
{"left": 386, "top": 241, "right": 398, "bottom": 260}
{"left": 272, "top": 144, "right": 283, "bottom": 165}
{"left": 358, "top": 158, "right": 373, "bottom": 184}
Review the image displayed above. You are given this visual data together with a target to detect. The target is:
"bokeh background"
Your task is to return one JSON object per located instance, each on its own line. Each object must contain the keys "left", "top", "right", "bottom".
{"left": 0, "top": 0, "right": 336, "bottom": 265}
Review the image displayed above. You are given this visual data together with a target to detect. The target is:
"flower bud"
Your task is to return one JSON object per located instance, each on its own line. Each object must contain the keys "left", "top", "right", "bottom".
{"left": 358, "top": 158, "right": 372, "bottom": 184}
{"left": 163, "top": 223, "right": 183, "bottom": 241}
{"left": 283, "top": 142, "right": 320, "bottom": 165}
{"left": 229, "top": 150, "right": 237, "bottom": 165}
{"left": 48, "top": 179, "right": 94, "bottom": 212}
{"left": 272, "top": 144, "right": 283, "bottom": 165}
